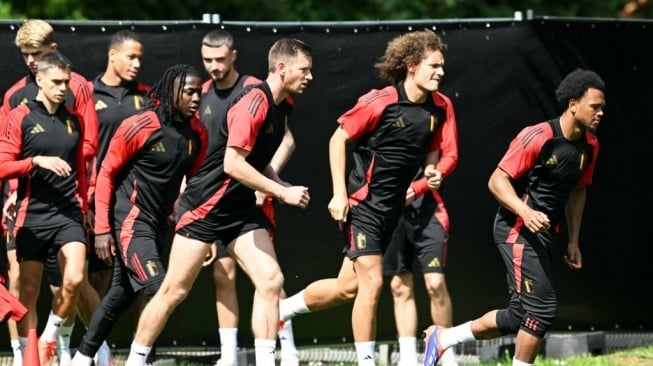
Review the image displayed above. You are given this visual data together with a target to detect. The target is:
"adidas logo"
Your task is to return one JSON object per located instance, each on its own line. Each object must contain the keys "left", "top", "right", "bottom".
{"left": 151, "top": 141, "right": 166, "bottom": 152}
{"left": 363, "top": 355, "right": 373, "bottom": 360}
{"left": 545, "top": 155, "right": 558, "bottom": 167}
{"left": 203, "top": 105, "right": 212, "bottom": 115}
{"left": 265, "top": 124, "right": 274, "bottom": 134}
{"left": 427, "top": 257, "right": 441, "bottom": 268}
{"left": 30, "top": 124, "right": 45, "bottom": 134}
{"left": 392, "top": 118, "right": 405, "bottom": 128}
{"left": 95, "top": 99, "right": 108, "bottom": 110}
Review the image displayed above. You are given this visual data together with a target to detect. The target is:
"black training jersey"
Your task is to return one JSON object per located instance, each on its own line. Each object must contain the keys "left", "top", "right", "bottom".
{"left": 338, "top": 83, "right": 453, "bottom": 222}
{"left": 89, "top": 76, "right": 150, "bottom": 175}
{"left": 93, "top": 109, "right": 207, "bottom": 235}
{"left": 1, "top": 72, "right": 98, "bottom": 162}
{"left": 176, "top": 81, "right": 291, "bottom": 227}
{"left": 88, "top": 76, "right": 150, "bottom": 204}
{"left": 495, "top": 118, "right": 598, "bottom": 233}
{"left": 0, "top": 100, "right": 86, "bottom": 230}
{"left": 199, "top": 74, "right": 261, "bottom": 133}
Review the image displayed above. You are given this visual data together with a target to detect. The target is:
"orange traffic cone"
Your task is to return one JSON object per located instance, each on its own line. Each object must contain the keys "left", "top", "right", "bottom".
{"left": 23, "top": 328, "right": 40, "bottom": 366}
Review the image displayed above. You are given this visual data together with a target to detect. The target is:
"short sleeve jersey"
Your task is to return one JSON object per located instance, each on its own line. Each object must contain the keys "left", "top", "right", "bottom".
{"left": 199, "top": 74, "right": 261, "bottom": 133}
{"left": 177, "top": 81, "right": 291, "bottom": 224}
{"left": 1, "top": 72, "right": 99, "bottom": 161}
{"left": 93, "top": 109, "right": 207, "bottom": 235}
{"left": 0, "top": 101, "right": 86, "bottom": 229}
{"left": 89, "top": 76, "right": 151, "bottom": 172}
{"left": 495, "top": 118, "right": 599, "bottom": 229}
{"left": 338, "top": 83, "right": 453, "bottom": 222}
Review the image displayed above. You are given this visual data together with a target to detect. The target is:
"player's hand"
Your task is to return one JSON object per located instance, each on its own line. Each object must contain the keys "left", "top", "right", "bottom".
{"left": 203, "top": 242, "right": 218, "bottom": 267}
{"left": 32, "top": 156, "right": 72, "bottom": 177}
{"left": 424, "top": 167, "right": 442, "bottom": 190}
{"left": 328, "top": 194, "right": 349, "bottom": 222}
{"left": 255, "top": 190, "right": 267, "bottom": 207}
{"left": 2, "top": 190, "right": 17, "bottom": 222}
{"left": 85, "top": 208, "right": 95, "bottom": 234}
{"left": 518, "top": 206, "right": 551, "bottom": 233}
{"left": 405, "top": 187, "right": 416, "bottom": 206}
{"left": 279, "top": 186, "right": 310, "bottom": 209}
{"left": 95, "top": 233, "right": 115, "bottom": 266}
{"left": 564, "top": 242, "right": 582, "bottom": 269}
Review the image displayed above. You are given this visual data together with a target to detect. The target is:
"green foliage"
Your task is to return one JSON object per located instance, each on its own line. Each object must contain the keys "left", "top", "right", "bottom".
{"left": 0, "top": 0, "right": 650, "bottom": 22}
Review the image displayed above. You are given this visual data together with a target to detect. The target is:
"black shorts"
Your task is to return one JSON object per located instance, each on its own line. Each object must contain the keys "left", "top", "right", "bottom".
{"left": 342, "top": 212, "right": 397, "bottom": 259}
{"left": 383, "top": 212, "right": 449, "bottom": 276}
{"left": 176, "top": 205, "right": 272, "bottom": 247}
{"left": 115, "top": 222, "right": 168, "bottom": 291}
{"left": 87, "top": 231, "right": 112, "bottom": 274}
{"left": 15, "top": 218, "right": 87, "bottom": 263}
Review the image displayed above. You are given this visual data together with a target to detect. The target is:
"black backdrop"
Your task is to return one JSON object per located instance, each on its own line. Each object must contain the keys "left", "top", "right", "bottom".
{"left": 0, "top": 17, "right": 651, "bottom": 349}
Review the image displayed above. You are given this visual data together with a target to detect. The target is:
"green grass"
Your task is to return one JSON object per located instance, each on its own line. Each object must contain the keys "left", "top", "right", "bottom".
{"left": 168, "top": 345, "right": 653, "bottom": 365}
{"left": 478, "top": 345, "right": 653, "bottom": 365}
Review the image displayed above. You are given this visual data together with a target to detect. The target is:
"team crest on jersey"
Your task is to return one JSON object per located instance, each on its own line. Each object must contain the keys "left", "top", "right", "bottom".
{"left": 356, "top": 232, "right": 367, "bottom": 249}
{"left": 95, "top": 99, "right": 108, "bottom": 110}
{"left": 66, "top": 119, "right": 75, "bottom": 134}
{"left": 134, "top": 95, "right": 144, "bottom": 110}
{"left": 30, "top": 123, "right": 45, "bottom": 134}
{"left": 151, "top": 141, "right": 166, "bottom": 152}
{"left": 430, "top": 115, "right": 438, "bottom": 132}
{"left": 545, "top": 155, "right": 558, "bottom": 167}
{"left": 578, "top": 153, "right": 587, "bottom": 171}
{"left": 392, "top": 117, "right": 406, "bottom": 128}
{"left": 203, "top": 105, "right": 212, "bottom": 116}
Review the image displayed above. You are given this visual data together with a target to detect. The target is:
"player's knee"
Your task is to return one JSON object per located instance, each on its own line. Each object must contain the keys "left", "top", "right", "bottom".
{"left": 519, "top": 309, "right": 556, "bottom": 338}
{"left": 496, "top": 306, "right": 524, "bottom": 335}
{"left": 389, "top": 276, "right": 411, "bottom": 300}
{"left": 61, "top": 272, "right": 84, "bottom": 293}
{"left": 424, "top": 275, "right": 447, "bottom": 299}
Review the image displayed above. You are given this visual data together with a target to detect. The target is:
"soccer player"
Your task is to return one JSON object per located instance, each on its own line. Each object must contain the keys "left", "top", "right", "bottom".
{"left": 198, "top": 29, "right": 299, "bottom": 366}
{"left": 70, "top": 64, "right": 208, "bottom": 366}
{"left": 280, "top": 29, "right": 455, "bottom": 366}
{"left": 0, "top": 51, "right": 89, "bottom": 366}
{"left": 80, "top": 29, "right": 150, "bottom": 366}
{"left": 124, "top": 38, "right": 313, "bottom": 366}
{"left": 383, "top": 171, "right": 459, "bottom": 366}
{"left": 422, "top": 69, "right": 605, "bottom": 366}
{"left": 0, "top": 19, "right": 101, "bottom": 365}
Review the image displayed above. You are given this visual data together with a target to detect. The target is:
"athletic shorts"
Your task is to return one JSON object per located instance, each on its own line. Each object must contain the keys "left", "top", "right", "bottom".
{"left": 4, "top": 218, "right": 15, "bottom": 251}
{"left": 114, "top": 222, "right": 168, "bottom": 291}
{"left": 15, "top": 217, "right": 87, "bottom": 263}
{"left": 496, "top": 224, "right": 556, "bottom": 330}
{"left": 341, "top": 212, "right": 398, "bottom": 259}
{"left": 216, "top": 200, "right": 276, "bottom": 259}
{"left": 383, "top": 211, "right": 449, "bottom": 276}
{"left": 176, "top": 205, "right": 272, "bottom": 249}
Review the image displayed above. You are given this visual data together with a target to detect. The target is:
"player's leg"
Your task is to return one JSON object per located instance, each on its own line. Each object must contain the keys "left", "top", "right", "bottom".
{"left": 230, "top": 228, "right": 283, "bottom": 366}
{"left": 125, "top": 233, "right": 211, "bottom": 365}
{"left": 280, "top": 256, "right": 358, "bottom": 321}
{"left": 212, "top": 246, "right": 239, "bottom": 366}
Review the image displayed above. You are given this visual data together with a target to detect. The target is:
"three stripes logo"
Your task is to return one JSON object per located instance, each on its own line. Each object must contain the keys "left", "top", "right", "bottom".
{"left": 427, "top": 257, "right": 441, "bottom": 268}
{"left": 30, "top": 123, "right": 45, "bottom": 134}
{"left": 203, "top": 105, "right": 212, "bottom": 116}
{"left": 95, "top": 99, "right": 108, "bottom": 110}
{"left": 545, "top": 154, "right": 558, "bottom": 167}
{"left": 151, "top": 141, "right": 166, "bottom": 152}
{"left": 392, "top": 117, "right": 406, "bottom": 128}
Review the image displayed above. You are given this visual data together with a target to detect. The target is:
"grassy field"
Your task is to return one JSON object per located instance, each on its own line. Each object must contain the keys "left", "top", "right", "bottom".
{"left": 476, "top": 345, "right": 653, "bottom": 365}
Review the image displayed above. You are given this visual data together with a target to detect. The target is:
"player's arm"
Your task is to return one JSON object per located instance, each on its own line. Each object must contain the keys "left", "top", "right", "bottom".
{"left": 72, "top": 75, "right": 99, "bottom": 162}
{"left": 327, "top": 126, "right": 351, "bottom": 222}
{"left": 564, "top": 184, "right": 586, "bottom": 269}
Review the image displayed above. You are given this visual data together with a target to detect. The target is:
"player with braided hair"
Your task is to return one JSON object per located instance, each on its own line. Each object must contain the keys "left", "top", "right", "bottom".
{"left": 70, "top": 64, "right": 208, "bottom": 366}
